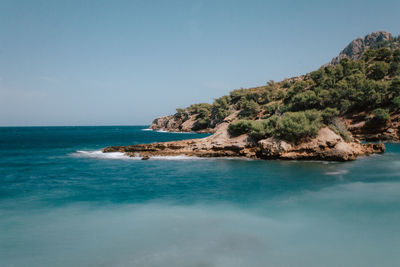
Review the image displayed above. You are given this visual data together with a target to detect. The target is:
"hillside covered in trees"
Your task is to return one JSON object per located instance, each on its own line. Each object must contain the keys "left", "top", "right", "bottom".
{"left": 151, "top": 31, "right": 400, "bottom": 143}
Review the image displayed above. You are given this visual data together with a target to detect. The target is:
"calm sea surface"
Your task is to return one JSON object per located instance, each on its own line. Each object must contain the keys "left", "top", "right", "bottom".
{"left": 1, "top": 126, "right": 400, "bottom": 266}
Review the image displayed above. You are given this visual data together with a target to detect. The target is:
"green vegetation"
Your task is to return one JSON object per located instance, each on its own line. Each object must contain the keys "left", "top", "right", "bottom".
{"left": 228, "top": 116, "right": 278, "bottom": 140}
{"left": 171, "top": 35, "right": 400, "bottom": 140}
{"left": 211, "top": 96, "right": 231, "bottom": 124}
{"left": 321, "top": 108, "right": 339, "bottom": 124}
{"left": 187, "top": 103, "right": 212, "bottom": 130}
{"left": 275, "top": 110, "right": 322, "bottom": 142}
{"left": 369, "top": 108, "right": 390, "bottom": 125}
{"left": 229, "top": 110, "right": 322, "bottom": 142}
{"left": 393, "top": 96, "right": 400, "bottom": 109}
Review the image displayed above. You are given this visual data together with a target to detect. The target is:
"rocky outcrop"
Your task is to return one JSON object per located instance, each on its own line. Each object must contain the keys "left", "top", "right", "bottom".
{"left": 257, "top": 127, "right": 384, "bottom": 161}
{"left": 150, "top": 114, "right": 214, "bottom": 133}
{"left": 328, "top": 31, "right": 393, "bottom": 65}
{"left": 104, "top": 121, "right": 258, "bottom": 158}
{"left": 346, "top": 112, "right": 400, "bottom": 141}
{"left": 103, "top": 126, "right": 385, "bottom": 161}
{"left": 150, "top": 115, "right": 187, "bottom": 132}
{"left": 107, "top": 31, "right": 399, "bottom": 161}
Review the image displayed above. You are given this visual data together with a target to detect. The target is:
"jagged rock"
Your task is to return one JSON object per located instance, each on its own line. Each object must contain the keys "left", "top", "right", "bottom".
{"left": 149, "top": 113, "right": 215, "bottom": 133}
{"left": 328, "top": 31, "right": 393, "bottom": 65}
{"left": 256, "top": 127, "right": 381, "bottom": 161}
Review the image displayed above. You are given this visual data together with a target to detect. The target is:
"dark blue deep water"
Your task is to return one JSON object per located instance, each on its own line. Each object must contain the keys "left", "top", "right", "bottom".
{"left": 1, "top": 126, "right": 400, "bottom": 267}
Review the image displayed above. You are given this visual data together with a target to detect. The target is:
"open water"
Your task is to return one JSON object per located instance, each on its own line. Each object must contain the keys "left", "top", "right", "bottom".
{"left": 1, "top": 126, "right": 399, "bottom": 266}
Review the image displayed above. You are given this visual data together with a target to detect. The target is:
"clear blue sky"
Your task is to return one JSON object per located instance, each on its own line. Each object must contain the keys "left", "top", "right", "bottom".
{"left": 0, "top": 0, "right": 399, "bottom": 126}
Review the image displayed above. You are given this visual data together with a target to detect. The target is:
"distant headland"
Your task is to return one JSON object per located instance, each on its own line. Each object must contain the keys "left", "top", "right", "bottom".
{"left": 104, "top": 31, "right": 400, "bottom": 161}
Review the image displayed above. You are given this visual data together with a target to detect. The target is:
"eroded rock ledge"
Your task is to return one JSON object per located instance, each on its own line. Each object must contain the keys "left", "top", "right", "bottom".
{"left": 103, "top": 123, "right": 385, "bottom": 161}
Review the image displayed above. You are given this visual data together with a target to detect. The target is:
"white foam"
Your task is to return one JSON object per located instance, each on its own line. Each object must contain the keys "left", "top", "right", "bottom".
{"left": 71, "top": 150, "right": 136, "bottom": 160}
{"left": 324, "top": 170, "right": 349, "bottom": 176}
{"left": 141, "top": 128, "right": 153, "bottom": 131}
{"left": 71, "top": 150, "right": 205, "bottom": 161}
{"left": 155, "top": 129, "right": 194, "bottom": 134}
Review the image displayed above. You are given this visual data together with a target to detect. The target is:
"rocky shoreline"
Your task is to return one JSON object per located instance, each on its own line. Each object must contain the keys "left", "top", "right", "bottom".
{"left": 103, "top": 121, "right": 385, "bottom": 161}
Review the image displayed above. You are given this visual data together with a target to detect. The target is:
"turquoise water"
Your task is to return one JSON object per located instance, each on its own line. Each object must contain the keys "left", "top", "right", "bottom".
{"left": 1, "top": 126, "right": 400, "bottom": 267}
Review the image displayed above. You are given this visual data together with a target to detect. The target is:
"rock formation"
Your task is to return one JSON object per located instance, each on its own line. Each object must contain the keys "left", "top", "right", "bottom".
{"left": 104, "top": 122, "right": 385, "bottom": 161}
{"left": 328, "top": 31, "right": 393, "bottom": 65}
{"left": 346, "top": 112, "right": 400, "bottom": 141}
{"left": 150, "top": 112, "right": 215, "bottom": 133}
{"left": 104, "top": 31, "right": 399, "bottom": 161}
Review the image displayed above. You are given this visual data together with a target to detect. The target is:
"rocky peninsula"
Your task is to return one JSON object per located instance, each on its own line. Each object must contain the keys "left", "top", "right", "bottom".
{"left": 104, "top": 31, "right": 400, "bottom": 161}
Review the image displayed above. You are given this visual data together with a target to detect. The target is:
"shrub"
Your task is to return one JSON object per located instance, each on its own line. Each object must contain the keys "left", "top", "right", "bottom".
{"left": 363, "top": 49, "right": 377, "bottom": 61}
{"left": 263, "top": 102, "right": 279, "bottom": 116}
{"left": 192, "top": 119, "right": 209, "bottom": 130}
{"left": 321, "top": 107, "right": 339, "bottom": 124}
{"left": 390, "top": 78, "right": 400, "bottom": 97}
{"left": 393, "top": 49, "right": 400, "bottom": 62}
{"left": 228, "top": 120, "right": 254, "bottom": 136}
{"left": 211, "top": 96, "right": 231, "bottom": 124}
{"left": 275, "top": 110, "right": 322, "bottom": 142}
{"left": 238, "top": 99, "right": 260, "bottom": 119}
{"left": 174, "top": 108, "right": 186, "bottom": 120}
{"left": 248, "top": 116, "right": 278, "bottom": 140}
{"left": 339, "top": 99, "right": 352, "bottom": 113}
{"left": 375, "top": 48, "right": 392, "bottom": 61}
{"left": 369, "top": 108, "right": 390, "bottom": 125}
{"left": 184, "top": 103, "right": 212, "bottom": 130}
{"left": 228, "top": 116, "right": 278, "bottom": 140}
{"left": 309, "top": 68, "right": 326, "bottom": 85}
{"left": 290, "top": 90, "right": 319, "bottom": 111}
{"left": 392, "top": 96, "right": 400, "bottom": 109}
{"left": 341, "top": 58, "right": 365, "bottom": 76}
{"left": 389, "top": 62, "right": 400, "bottom": 77}
{"left": 367, "top": 62, "right": 389, "bottom": 80}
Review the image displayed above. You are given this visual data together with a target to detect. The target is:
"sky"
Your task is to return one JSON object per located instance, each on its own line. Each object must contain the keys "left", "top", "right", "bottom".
{"left": 0, "top": 0, "right": 399, "bottom": 126}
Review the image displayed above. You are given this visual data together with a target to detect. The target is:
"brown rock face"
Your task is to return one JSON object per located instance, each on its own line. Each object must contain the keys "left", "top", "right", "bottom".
{"left": 257, "top": 127, "right": 384, "bottom": 161}
{"left": 103, "top": 126, "right": 385, "bottom": 161}
{"left": 346, "top": 113, "right": 400, "bottom": 142}
{"left": 328, "top": 31, "right": 393, "bottom": 65}
{"left": 149, "top": 114, "right": 214, "bottom": 133}
{"left": 149, "top": 116, "right": 184, "bottom": 132}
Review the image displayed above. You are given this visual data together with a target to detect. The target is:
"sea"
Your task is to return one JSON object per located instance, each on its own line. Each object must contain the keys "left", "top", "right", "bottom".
{"left": 0, "top": 126, "right": 400, "bottom": 267}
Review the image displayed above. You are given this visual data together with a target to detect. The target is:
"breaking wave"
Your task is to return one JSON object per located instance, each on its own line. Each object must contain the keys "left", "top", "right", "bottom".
{"left": 71, "top": 150, "right": 133, "bottom": 160}
{"left": 71, "top": 150, "right": 203, "bottom": 160}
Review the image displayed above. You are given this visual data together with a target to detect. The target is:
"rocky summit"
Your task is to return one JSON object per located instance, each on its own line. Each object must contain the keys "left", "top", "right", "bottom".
{"left": 328, "top": 31, "right": 394, "bottom": 65}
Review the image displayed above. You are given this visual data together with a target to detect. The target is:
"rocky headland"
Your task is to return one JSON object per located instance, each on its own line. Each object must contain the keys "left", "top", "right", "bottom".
{"left": 104, "top": 31, "right": 400, "bottom": 161}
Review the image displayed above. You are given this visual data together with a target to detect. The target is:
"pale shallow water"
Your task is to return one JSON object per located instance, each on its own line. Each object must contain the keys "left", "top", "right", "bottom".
{"left": 1, "top": 126, "right": 400, "bottom": 267}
